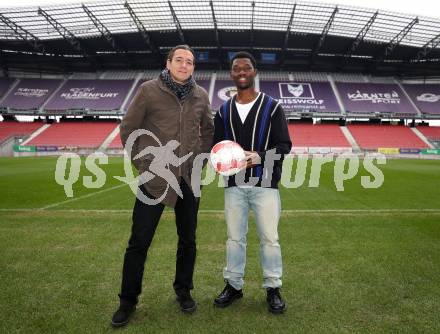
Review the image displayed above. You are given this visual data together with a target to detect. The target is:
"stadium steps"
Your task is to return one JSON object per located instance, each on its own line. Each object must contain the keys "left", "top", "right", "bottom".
{"left": 395, "top": 80, "right": 423, "bottom": 118}
{"left": 39, "top": 77, "right": 69, "bottom": 113}
{"left": 340, "top": 126, "right": 360, "bottom": 151}
{"left": 120, "top": 73, "right": 143, "bottom": 111}
{"left": 347, "top": 125, "right": 429, "bottom": 149}
{"left": 107, "top": 133, "right": 123, "bottom": 149}
{"left": 208, "top": 72, "right": 217, "bottom": 103}
{"left": 99, "top": 125, "right": 120, "bottom": 150}
{"left": 410, "top": 128, "right": 435, "bottom": 148}
{"left": 21, "top": 124, "right": 51, "bottom": 146}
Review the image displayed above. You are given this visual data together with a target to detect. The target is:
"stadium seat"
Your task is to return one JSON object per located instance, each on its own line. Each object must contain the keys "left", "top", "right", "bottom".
{"left": 0, "top": 121, "right": 44, "bottom": 143}
{"left": 347, "top": 124, "right": 428, "bottom": 149}
{"left": 416, "top": 126, "right": 440, "bottom": 141}
{"left": 288, "top": 123, "right": 350, "bottom": 147}
{"left": 27, "top": 122, "right": 118, "bottom": 148}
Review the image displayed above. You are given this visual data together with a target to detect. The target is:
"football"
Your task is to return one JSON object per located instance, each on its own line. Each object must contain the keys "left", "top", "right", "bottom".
{"left": 210, "top": 140, "right": 247, "bottom": 176}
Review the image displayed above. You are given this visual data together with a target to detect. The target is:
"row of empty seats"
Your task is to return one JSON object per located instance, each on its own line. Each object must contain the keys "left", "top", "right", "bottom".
{"left": 288, "top": 124, "right": 430, "bottom": 149}
{"left": 417, "top": 126, "right": 440, "bottom": 141}
{"left": 288, "top": 124, "right": 350, "bottom": 147}
{"left": 0, "top": 78, "right": 132, "bottom": 112}
{"left": 1, "top": 76, "right": 439, "bottom": 116}
{"left": 27, "top": 122, "right": 117, "bottom": 148}
{"left": 2, "top": 121, "right": 438, "bottom": 150}
{"left": 347, "top": 125, "right": 428, "bottom": 149}
{"left": 0, "top": 121, "right": 43, "bottom": 143}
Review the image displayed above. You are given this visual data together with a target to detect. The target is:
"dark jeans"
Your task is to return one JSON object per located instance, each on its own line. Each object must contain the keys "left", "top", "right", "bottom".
{"left": 118, "top": 180, "right": 199, "bottom": 304}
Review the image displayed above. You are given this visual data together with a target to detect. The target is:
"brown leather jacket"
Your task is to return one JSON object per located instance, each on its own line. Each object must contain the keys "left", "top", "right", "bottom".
{"left": 120, "top": 77, "right": 214, "bottom": 207}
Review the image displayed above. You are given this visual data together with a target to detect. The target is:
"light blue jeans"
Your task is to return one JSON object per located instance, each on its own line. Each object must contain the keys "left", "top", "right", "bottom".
{"left": 223, "top": 186, "right": 282, "bottom": 290}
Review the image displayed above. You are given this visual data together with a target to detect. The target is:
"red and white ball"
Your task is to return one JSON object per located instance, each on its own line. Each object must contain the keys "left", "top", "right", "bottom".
{"left": 210, "top": 140, "right": 246, "bottom": 176}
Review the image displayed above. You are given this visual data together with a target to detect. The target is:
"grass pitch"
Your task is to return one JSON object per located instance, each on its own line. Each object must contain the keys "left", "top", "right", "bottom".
{"left": 0, "top": 156, "right": 439, "bottom": 333}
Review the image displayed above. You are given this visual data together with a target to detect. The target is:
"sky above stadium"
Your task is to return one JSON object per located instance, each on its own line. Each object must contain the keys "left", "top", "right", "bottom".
{"left": 2, "top": 0, "right": 440, "bottom": 19}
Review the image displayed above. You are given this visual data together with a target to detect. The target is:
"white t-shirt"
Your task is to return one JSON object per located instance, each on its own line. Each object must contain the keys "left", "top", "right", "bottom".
{"left": 235, "top": 92, "right": 261, "bottom": 123}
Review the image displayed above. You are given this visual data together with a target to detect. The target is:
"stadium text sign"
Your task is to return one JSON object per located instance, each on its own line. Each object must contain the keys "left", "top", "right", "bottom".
{"left": 259, "top": 81, "right": 340, "bottom": 113}
{"left": 60, "top": 87, "right": 119, "bottom": 100}
{"left": 336, "top": 83, "right": 417, "bottom": 114}
{"left": 403, "top": 84, "right": 440, "bottom": 115}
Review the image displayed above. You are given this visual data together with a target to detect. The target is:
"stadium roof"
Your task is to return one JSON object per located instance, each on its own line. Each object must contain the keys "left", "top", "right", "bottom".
{"left": 0, "top": 0, "right": 439, "bottom": 76}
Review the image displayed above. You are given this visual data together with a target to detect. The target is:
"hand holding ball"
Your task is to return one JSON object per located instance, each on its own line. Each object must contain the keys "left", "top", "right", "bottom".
{"left": 210, "top": 140, "right": 247, "bottom": 176}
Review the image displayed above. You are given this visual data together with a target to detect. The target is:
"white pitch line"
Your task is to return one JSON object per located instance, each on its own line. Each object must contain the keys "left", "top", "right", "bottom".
{"left": 38, "top": 183, "right": 128, "bottom": 210}
{"left": 281, "top": 209, "right": 440, "bottom": 213}
{"left": 1, "top": 208, "right": 440, "bottom": 214}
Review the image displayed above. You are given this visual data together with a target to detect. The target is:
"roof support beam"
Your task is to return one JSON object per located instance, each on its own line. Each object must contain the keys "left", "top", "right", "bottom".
{"left": 310, "top": 6, "right": 338, "bottom": 66}
{"left": 0, "top": 13, "right": 47, "bottom": 55}
{"left": 371, "top": 16, "right": 418, "bottom": 72}
{"left": 340, "top": 10, "right": 378, "bottom": 68}
{"left": 124, "top": 1, "right": 159, "bottom": 57}
{"left": 82, "top": 4, "right": 125, "bottom": 53}
{"left": 250, "top": 1, "right": 255, "bottom": 50}
{"left": 379, "top": 17, "right": 419, "bottom": 61}
{"left": 0, "top": 47, "right": 9, "bottom": 77}
{"left": 280, "top": 3, "right": 296, "bottom": 67}
{"left": 168, "top": 1, "right": 185, "bottom": 44}
{"left": 415, "top": 33, "right": 440, "bottom": 62}
{"left": 209, "top": 0, "right": 222, "bottom": 68}
{"left": 37, "top": 7, "right": 96, "bottom": 66}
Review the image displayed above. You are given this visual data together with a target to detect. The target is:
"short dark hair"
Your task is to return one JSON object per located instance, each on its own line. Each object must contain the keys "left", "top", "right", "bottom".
{"left": 230, "top": 51, "right": 257, "bottom": 69}
{"left": 167, "top": 45, "right": 196, "bottom": 64}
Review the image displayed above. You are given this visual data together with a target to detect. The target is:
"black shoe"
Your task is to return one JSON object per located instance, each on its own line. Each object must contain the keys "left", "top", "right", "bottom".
{"left": 266, "top": 288, "right": 286, "bottom": 314}
{"left": 214, "top": 283, "right": 243, "bottom": 308}
{"left": 176, "top": 290, "right": 197, "bottom": 313}
{"left": 111, "top": 301, "right": 136, "bottom": 328}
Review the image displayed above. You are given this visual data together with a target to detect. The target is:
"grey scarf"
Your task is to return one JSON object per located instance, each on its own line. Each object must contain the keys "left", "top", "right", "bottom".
{"left": 159, "top": 69, "right": 195, "bottom": 102}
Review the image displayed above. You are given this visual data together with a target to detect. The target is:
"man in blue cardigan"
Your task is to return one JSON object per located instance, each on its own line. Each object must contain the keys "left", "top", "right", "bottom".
{"left": 213, "top": 51, "right": 292, "bottom": 313}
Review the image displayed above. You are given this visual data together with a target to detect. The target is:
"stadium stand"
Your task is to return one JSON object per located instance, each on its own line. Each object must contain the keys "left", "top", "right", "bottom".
{"left": 336, "top": 82, "right": 418, "bottom": 116}
{"left": 212, "top": 78, "right": 236, "bottom": 110}
{"left": 193, "top": 71, "right": 213, "bottom": 81}
{"left": 291, "top": 72, "right": 329, "bottom": 82}
{"left": 331, "top": 73, "right": 366, "bottom": 83}
{"left": 101, "top": 71, "right": 140, "bottom": 80}
{"left": 368, "top": 76, "right": 396, "bottom": 84}
{"left": 402, "top": 84, "right": 440, "bottom": 116}
{"left": 1, "top": 71, "right": 437, "bottom": 119}
{"left": 26, "top": 121, "right": 118, "bottom": 148}
{"left": 347, "top": 124, "right": 429, "bottom": 149}
{"left": 44, "top": 79, "right": 133, "bottom": 113}
{"left": 258, "top": 71, "right": 290, "bottom": 81}
{"left": 260, "top": 80, "right": 341, "bottom": 116}
{"left": 416, "top": 126, "right": 440, "bottom": 147}
{"left": 70, "top": 72, "right": 104, "bottom": 79}
{"left": 107, "top": 133, "right": 123, "bottom": 149}
{"left": 288, "top": 123, "right": 351, "bottom": 147}
{"left": 123, "top": 80, "right": 146, "bottom": 111}
{"left": 140, "top": 71, "right": 161, "bottom": 80}
{"left": 0, "top": 121, "right": 44, "bottom": 143}
{"left": 1, "top": 72, "right": 439, "bottom": 157}
{"left": 0, "top": 79, "right": 62, "bottom": 111}
{"left": 0, "top": 78, "right": 15, "bottom": 100}
{"left": 197, "top": 80, "right": 211, "bottom": 95}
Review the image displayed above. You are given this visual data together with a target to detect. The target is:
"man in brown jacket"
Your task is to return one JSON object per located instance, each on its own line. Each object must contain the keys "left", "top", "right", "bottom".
{"left": 111, "top": 45, "right": 214, "bottom": 327}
